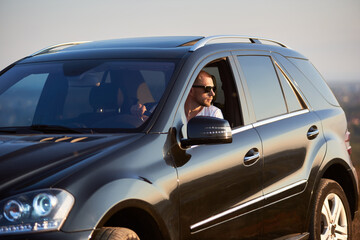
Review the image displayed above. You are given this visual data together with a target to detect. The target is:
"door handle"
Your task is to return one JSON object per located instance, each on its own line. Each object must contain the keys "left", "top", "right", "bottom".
{"left": 307, "top": 125, "right": 319, "bottom": 140}
{"left": 244, "top": 148, "right": 260, "bottom": 166}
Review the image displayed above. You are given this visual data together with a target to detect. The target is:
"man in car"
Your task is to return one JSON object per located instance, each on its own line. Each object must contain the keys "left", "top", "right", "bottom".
{"left": 184, "top": 70, "right": 223, "bottom": 121}
{"left": 131, "top": 70, "right": 223, "bottom": 122}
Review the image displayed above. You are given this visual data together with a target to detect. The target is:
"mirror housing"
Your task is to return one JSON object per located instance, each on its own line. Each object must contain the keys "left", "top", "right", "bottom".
{"left": 181, "top": 116, "right": 232, "bottom": 147}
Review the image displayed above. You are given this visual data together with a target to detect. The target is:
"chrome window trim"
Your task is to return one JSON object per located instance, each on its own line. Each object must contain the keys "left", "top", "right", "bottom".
{"left": 231, "top": 124, "right": 253, "bottom": 135}
{"left": 190, "top": 179, "right": 307, "bottom": 232}
{"left": 253, "top": 109, "right": 309, "bottom": 128}
{"left": 188, "top": 109, "right": 308, "bottom": 147}
{"left": 273, "top": 60, "right": 309, "bottom": 110}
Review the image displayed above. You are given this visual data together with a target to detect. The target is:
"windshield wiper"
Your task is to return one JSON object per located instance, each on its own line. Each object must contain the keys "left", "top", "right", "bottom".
{"left": 30, "top": 125, "right": 90, "bottom": 134}
{"left": 0, "top": 126, "right": 41, "bottom": 134}
{"left": 0, "top": 125, "right": 92, "bottom": 134}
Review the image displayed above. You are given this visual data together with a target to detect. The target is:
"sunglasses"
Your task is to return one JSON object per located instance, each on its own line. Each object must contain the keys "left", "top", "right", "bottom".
{"left": 192, "top": 85, "right": 216, "bottom": 93}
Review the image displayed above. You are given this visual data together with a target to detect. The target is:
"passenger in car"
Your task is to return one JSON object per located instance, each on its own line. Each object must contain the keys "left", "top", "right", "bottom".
{"left": 130, "top": 103, "right": 149, "bottom": 122}
{"left": 184, "top": 70, "right": 223, "bottom": 121}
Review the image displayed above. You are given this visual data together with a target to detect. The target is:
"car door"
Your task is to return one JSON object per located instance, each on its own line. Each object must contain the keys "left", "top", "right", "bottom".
{"left": 177, "top": 56, "right": 264, "bottom": 240}
{"left": 235, "top": 53, "right": 326, "bottom": 238}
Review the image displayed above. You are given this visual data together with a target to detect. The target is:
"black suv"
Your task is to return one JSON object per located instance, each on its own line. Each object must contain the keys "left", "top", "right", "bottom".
{"left": 0, "top": 36, "right": 358, "bottom": 240}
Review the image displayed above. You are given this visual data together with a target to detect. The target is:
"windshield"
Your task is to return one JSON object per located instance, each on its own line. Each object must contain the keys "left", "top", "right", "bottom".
{"left": 0, "top": 60, "right": 176, "bottom": 133}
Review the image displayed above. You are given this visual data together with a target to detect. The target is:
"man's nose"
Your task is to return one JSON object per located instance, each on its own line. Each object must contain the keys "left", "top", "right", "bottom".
{"left": 209, "top": 89, "right": 215, "bottom": 96}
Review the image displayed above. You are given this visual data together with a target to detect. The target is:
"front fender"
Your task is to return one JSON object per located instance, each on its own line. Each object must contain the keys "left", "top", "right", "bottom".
{"left": 61, "top": 178, "right": 178, "bottom": 235}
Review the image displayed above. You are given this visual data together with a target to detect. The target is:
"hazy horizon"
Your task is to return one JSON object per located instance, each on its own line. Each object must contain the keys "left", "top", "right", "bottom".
{"left": 1, "top": 0, "right": 359, "bottom": 82}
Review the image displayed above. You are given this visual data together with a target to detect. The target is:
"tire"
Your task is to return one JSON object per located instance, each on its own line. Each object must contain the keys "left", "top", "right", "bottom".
{"left": 93, "top": 227, "right": 140, "bottom": 240}
{"left": 310, "top": 179, "right": 352, "bottom": 240}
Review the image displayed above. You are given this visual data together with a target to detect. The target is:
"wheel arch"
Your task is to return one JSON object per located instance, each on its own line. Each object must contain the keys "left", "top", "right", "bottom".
{"left": 317, "top": 159, "right": 358, "bottom": 219}
{"left": 95, "top": 199, "right": 170, "bottom": 240}
{"left": 62, "top": 178, "right": 177, "bottom": 240}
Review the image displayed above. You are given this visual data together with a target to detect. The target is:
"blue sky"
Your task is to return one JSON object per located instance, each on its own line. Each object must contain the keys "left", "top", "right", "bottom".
{"left": 0, "top": 0, "right": 359, "bottom": 81}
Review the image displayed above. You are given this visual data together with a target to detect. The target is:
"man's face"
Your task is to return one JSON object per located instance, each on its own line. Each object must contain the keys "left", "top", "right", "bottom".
{"left": 191, "top": 75, "right": 215, "bottom": 107}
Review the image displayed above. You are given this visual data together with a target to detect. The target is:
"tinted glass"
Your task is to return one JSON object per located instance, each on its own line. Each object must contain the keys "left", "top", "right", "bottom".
{"left": 237, "top": 56, "right": 287, "bottom": 121}
{"left": 288, "top": 58, "right": 339, "bottom": 106}
{"left": 276, "top": 65, "right": 304, "bottom": 112}
{"left": 0, "top": 60, "right": 176, "bottom": 132}
{"left": 0, "top": 73, "right": 47, "bottom": 126}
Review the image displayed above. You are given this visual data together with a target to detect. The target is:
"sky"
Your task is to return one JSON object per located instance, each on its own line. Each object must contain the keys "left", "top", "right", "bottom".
{"left": 0, "top": 0, "right": 359, "bottom": 82}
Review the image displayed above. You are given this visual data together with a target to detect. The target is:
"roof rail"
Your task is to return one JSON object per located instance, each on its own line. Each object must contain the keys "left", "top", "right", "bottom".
{"left": 189, "top": 35, "right": 288, "bottom": 52}
{"left": 30, "top": 41, "right": 90, "bottom": 56}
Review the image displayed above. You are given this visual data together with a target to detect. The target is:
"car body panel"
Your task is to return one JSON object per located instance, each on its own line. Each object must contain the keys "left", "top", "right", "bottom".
{"left": 55, "top": 133, "right": 179, "bottom": 236}
{"left": 0, "top": 134, "right": 141, "bottom": 195}
{"left": 178, "top": 126, "right": 263, "bottom": 239}
{"left": 257, "top": 111, "right": 328, "bottom": 238}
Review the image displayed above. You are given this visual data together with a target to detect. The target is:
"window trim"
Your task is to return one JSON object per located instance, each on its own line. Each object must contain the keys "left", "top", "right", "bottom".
{"left": 253, "top": 109, "right": 309, "bottom": 128}
{"left": 231, "top": 124, "right": 253, "bottom": 135}
{"left": 273, "top": 61, "right": 308, "bottom": 111}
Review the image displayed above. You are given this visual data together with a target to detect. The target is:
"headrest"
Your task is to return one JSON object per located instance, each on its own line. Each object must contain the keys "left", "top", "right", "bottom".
{"left": 89, "top": 84, "right": 123, "bottom": 112}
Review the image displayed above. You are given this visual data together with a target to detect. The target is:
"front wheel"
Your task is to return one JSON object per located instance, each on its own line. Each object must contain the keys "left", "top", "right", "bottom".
{"left": 93, "top": 227, "right": 140, "bottom": 240}
{"left": 310, "top": 179, "right": 352, "bottom": 240}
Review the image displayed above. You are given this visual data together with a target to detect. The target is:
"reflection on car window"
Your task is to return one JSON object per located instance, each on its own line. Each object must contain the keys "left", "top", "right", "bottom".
{"left": 0, "top": 74, "right": 47, "bottom": 126}
{"left": 288, "top": 57, "right": 339, "bottom": 106}
{"left": 275, "top": 64, "right": 305, "bottom": 112}
{"left": 237, "top": 56, "right": 287, "bottom": 121}
{"left": 0, "top": 60, "right": 176, "bottom": 131}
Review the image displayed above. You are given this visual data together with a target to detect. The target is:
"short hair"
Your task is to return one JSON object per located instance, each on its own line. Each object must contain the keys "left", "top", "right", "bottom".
{"left": 195, "top": 70, "right": 212, "bottom": 84}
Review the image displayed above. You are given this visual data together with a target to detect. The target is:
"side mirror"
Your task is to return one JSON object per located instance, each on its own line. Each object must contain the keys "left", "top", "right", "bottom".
{"left": 181, "top": 116, "right": 232, "bottom": 147}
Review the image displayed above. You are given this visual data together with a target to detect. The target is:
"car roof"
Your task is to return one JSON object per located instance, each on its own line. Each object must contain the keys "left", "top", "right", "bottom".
{"left": 19, "top": 35, "right": 306, "bottom": 63}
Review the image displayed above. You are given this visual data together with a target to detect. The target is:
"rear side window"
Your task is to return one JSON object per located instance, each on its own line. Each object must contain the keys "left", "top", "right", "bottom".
{"left": 237, "top": 56, "right": 287, "bottom": 121}
{"left": 275, "top": 64, "right": 305, "bottom": 112}
{"left": 288, "top": 58, "right": 339, "bottom": 106}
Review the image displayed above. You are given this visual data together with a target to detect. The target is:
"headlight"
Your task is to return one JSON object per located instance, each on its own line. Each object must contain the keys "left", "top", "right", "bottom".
{"left": 0, "top": 189, "right": 74, "bottom": 235}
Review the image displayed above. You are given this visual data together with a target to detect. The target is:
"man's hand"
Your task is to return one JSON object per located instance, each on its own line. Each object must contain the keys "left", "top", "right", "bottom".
{"left": 131, "top": 104, "right": 148, "bottom": 121}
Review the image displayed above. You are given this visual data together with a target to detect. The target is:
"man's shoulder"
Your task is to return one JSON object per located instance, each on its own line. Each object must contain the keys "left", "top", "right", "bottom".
{"left": 202, "top": 105, "right": 223, "bottom": 118}
{"left": 205, "top": 105, "right": 221, "bottom": 114}
{"left": 207, "top": 105, "right": 221, "bottom": 111}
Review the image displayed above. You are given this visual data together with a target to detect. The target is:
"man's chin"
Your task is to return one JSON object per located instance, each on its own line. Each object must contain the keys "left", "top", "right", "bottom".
{"left": 202, "top": 103, "right": 211, "bottom": 107}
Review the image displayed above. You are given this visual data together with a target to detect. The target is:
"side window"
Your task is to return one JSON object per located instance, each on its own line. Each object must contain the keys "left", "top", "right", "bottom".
{"left": 275, "top": 64, "right": 305, "bottom": 112}
{"left": 202, "top": 58, "right": 243, "bottom": 128}
{"left": 288, "top": 57, "right": 339, "bottom": 106}
{"left": 237, "top": 56, "right": 287, "bottom": 121}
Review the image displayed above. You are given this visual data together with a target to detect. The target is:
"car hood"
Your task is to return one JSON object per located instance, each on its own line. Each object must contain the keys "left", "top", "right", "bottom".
{"left": 0, "top": 133, "right": 141, "bottom": 195}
